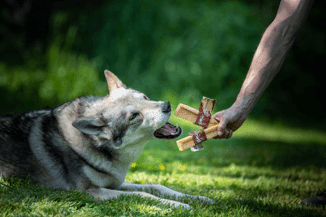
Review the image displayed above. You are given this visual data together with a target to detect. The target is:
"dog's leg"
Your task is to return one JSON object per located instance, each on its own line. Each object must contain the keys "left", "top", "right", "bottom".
{"left": 120, "top": 183, "right": 215, "bottom": 204}
{"left": 87, "top": 187, "right": 191, "bottom": 209}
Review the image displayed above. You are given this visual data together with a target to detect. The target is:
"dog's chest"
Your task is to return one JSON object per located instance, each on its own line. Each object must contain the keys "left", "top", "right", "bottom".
{"left": 83, "top": 162, "right": 130, "bottom": 189}
{"left": 83, "top": 142, "right": 147, "bottom": 189}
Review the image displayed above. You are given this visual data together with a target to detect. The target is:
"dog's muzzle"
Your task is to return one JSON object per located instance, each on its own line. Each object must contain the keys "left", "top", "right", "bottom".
{"left": 154, "top": 122, "right": 182, "bottom": 139}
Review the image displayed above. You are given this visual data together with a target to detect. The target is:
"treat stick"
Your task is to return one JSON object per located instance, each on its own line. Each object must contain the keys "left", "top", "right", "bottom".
{"left": 174, "top": 104, "right": 218, "bottom": 128}
{"left": 176, "top": 125, "right": 219, "bottom": 151}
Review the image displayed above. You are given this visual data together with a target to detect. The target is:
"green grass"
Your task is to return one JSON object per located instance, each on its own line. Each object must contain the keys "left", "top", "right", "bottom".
{"left": 1, "top": 116, "right": 326, "bottom": 216}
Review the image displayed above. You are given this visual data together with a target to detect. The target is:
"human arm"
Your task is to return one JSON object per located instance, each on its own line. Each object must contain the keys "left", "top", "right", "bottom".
{"left": 213, "top": 0, "right": 314, "bottom": 139}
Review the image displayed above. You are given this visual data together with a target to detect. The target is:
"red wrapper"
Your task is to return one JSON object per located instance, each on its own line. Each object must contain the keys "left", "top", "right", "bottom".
{"left": 188, "top": 130, "right": 207, "bottom": 145}
{"left": 195, "top": 97, "right": 216, "bottom": 129}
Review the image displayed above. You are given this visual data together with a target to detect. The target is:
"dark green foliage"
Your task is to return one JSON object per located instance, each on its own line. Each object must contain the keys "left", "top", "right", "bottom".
{"left": 0, "top": 0, "right": 265, "bottom": 117}
{"left": 75, "top": 0, "right": 263, "bottom": 109}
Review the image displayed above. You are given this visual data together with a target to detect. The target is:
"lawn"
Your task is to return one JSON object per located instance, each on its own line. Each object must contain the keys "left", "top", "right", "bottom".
{"left": 1, "top": 115, "right": 326, "bottom": 216}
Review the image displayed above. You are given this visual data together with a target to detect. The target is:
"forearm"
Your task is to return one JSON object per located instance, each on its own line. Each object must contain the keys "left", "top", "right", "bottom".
{"left": 233, "top": 21, "right": 295, "bottom": 115}
{"left": 233, "top": 0, "right": 314, "bottom": 116}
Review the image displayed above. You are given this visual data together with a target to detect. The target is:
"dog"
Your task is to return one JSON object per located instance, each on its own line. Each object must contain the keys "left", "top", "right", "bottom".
{"left": 0, "top": 70, "right": 214, "bottom": 209}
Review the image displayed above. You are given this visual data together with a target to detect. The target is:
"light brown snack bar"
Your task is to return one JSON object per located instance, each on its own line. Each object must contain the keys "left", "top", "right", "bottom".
{"left": 174, "top": 104, "right": 218, "bottom": 128}
{"left": 176, "top": 125, "right": 219, "bottom": 151}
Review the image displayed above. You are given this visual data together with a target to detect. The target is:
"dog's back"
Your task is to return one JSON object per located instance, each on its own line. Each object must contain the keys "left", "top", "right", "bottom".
{"left": 0, "top": 109, "right": 50, "bottom": 180}
{"left": 0, "top": 102, "right": 94, "bottom": 190}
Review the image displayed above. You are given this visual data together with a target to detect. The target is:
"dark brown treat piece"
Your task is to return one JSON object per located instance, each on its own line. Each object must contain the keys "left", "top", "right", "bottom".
{"left": 188, "top": 130, "right": 207, "bottom": 145}
{"left": 195, "top": 97, "right": 216, "bottom": 129}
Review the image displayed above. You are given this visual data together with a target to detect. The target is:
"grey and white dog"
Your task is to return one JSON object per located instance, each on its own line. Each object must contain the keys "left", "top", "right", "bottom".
{"left": 0, "top": 70, "right": 214, "bottom": 209}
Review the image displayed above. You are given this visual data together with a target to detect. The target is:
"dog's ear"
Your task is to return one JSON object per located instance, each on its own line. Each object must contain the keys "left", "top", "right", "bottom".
{"left": 73, "top": 117, "right": 106, "bottom": 136}
{"left": 73, "top": 116, "right": 113, "bottom": 141}
{"left": 104, "top": 70, "right": 127, "bottom": 93}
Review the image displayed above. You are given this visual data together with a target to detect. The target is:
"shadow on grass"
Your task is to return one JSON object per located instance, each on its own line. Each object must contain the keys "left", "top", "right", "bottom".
{"left": 142, "top": 137, "right": 326, "bottom": 183}
{"left": 148, "top": 137, "right": 326, "bottom": 169}
{"left": 211, "top": 137, "right": 326, "bottom": 169}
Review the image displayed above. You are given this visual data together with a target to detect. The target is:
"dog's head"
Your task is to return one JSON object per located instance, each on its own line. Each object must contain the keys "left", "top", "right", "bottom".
{"left": 72, "top": 70, "right": 182, "bottom": 150}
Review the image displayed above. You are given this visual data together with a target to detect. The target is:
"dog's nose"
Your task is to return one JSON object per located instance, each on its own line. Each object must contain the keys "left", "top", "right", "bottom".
{"left": 162, "top": 101, "right": 172, "bottom": 113}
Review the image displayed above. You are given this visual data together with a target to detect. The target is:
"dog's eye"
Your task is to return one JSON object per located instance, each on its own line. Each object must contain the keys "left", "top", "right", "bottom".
{"left": 129, "top": 113, "right": 139, "bottom": 121}
{"left": 143, "top": 95, "right": 149, "bottom": 100}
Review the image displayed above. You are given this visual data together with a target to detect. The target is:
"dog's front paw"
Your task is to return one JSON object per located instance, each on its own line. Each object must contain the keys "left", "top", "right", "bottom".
{"left": 196, "top": 196, "right": 215, "bottom": 204}
{"left": 160, "top": 198, "right": 192, "bottom": 210}
{"left": 174, "top": 202, "right": 192, "bottom": 210}
{"left": 173, "top": 202, "right": 192, "bottom": 210}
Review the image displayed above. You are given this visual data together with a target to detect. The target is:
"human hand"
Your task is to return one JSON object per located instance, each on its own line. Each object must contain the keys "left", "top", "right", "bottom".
{"left": 211, "top": 105, "right": 248, "bottom": 139}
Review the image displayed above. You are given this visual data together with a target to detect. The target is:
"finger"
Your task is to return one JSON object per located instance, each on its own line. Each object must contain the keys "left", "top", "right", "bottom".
{"left": 226, "top": 129, "right": 233, "bottom": 139}
{"left": 213, "top": 128, "right": 230, "bottom": 139}
{"left": 216, "top": 118, "right": 227, "bottom": 136}
{"left": 221, "top": 128, "right": 230, "bottom": 139}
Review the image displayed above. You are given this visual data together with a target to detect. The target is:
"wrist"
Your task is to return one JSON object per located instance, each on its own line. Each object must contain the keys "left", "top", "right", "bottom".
{"left": 232, "top": 95, "right": 254, "bottom": 117}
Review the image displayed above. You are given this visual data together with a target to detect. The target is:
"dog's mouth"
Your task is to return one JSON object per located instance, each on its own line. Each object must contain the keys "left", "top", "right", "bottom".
{"left": 154, "top": 121, "right": 182, "bottom": 139}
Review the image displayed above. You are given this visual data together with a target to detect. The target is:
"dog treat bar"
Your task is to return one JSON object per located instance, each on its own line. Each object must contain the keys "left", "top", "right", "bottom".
{"left": 176, "top": 125, "right": 219, "bottom": 151}
{"left": 175, "top": 97, "right": 219, "bottom": 151}
{"left": 174, "top": 104, "right": 218, "bottom": 128}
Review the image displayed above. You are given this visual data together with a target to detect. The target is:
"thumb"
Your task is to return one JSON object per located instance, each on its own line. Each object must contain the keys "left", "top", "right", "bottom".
{"left": 216, "top": 117, "right": 227, "bottom": 136}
